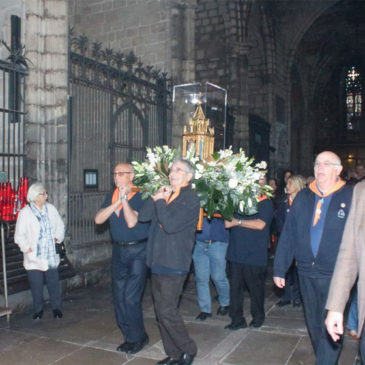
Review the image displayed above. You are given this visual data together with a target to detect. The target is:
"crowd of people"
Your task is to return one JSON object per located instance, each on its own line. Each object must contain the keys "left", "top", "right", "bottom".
{"left": 13, "top": 154, "right": 365, "bottom": 365}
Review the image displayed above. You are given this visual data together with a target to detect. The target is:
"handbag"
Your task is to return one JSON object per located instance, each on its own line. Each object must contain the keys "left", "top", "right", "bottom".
{"left": 55, "top": 242, "right": 66, "bottom": 258}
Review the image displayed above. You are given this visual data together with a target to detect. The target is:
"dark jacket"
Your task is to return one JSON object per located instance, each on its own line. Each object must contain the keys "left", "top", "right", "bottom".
{"left": 138, "top": 185, "right": 200, "bottom": 272}
{"left": 274, "top": 199, "right": 290, "bottom": 234}
{"left": 226, "top": 198, "right": 273, "bottom": 267}
{"left": 274, "top": 184, "right": 353, "bottom": 279}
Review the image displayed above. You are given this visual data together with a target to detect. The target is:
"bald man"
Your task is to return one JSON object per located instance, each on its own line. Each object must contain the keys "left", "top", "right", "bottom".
{"left": 273, "top": 151, "right": 353, "bottom": 365}
{"left": 95, "top": 162, "right": 150, "bottom": 354}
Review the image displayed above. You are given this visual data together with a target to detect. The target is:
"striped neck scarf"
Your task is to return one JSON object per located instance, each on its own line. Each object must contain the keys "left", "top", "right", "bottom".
{"left": 165, "top": 183, "right": 189, "bottom": 205}
{"left": 309, "top": 179, "right": 345, "bottom": 226}
{"left": 112, "top": 182, "right": 137, "bottom": 217}
{"left": 30, "top": 203, "right": 58, "bottom": 269}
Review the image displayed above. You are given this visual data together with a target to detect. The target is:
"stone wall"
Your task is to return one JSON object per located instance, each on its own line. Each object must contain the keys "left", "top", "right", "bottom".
{"left": 69, "top": 0, "right": 172, "bottom": 73}
{"left": 25, "top": 0, "right": 69, "bottom": 219}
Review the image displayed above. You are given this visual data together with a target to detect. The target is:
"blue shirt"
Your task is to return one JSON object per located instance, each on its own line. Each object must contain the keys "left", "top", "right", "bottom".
{"left": 196, "top": 217, "right": 229, "bottom": 243}
{"left": 101, "top": 192, "right": 150, "bottom": 243}
{"left": 310, "top": 194, "right": 332, "bottom": 257}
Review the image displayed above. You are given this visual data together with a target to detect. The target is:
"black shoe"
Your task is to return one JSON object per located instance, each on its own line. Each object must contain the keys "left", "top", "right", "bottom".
{"left": 195, "top": 312, "right": 212, "bottom": 321}
{"left": 216, "top": 305, "right": 229, "bottom": 316}
{"left": 32, "top": 310, "right": 43, "bottom": 320}
{"left": 224, "top": 318, "right": 247, "bottom": 330}
{"left": 276, "top": 299, "right": 291, "bottom": 307}
{"left": 53, "top": 309, "right": 63, "bottom": 318}
{"left": 249, "top": 319, "right": 263, "bottom": 328}
{"left": 116, "top": 342, "right": 133, "bottom": 353}
{"left": 127, "top": 333, "right": 149, "bottom": 354}
{"left": 293, "top": 299, "right": 301, "bottom": 307}
{"left": 178, "top": 352, "right": 196, "bottom": 365}
{"left": 157, "top": 357, "right": 179, "bottom": 365}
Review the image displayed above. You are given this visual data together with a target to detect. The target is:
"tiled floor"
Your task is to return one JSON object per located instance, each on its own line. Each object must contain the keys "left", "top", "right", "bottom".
{"left": 0, "top": 267, "right": 360, "bottom": 365}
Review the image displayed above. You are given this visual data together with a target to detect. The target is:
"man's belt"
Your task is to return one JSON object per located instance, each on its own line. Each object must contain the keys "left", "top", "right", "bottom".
{"left": 115, "top": 239, "right": 147, "bottom": 247}
{"left": 203, "top": 240, "right": 217, "bottom": 244}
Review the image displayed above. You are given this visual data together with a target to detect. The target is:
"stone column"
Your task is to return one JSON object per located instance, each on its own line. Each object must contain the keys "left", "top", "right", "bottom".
{"left": 169, "top": 0, "right": 197, "bottom": 149}
{"left": 25, "top": 0, "right": 68, "bottom": 219}
{"left": 229, "top": 42, "right": 251, "bottom": 151}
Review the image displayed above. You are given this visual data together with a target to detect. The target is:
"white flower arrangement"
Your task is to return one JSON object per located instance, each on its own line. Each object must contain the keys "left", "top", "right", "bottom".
{"left": 132, "top": 146, "right": 272, "bottom": 220}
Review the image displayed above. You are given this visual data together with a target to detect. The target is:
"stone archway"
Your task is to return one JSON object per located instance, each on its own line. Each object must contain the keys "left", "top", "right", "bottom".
{"left": 288, "top": 0, "right": 365, "bottom": 174}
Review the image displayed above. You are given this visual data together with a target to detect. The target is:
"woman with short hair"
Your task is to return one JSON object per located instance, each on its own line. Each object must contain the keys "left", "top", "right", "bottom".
{"left": 14, "top": 182, "right": 65, "bottom": 319}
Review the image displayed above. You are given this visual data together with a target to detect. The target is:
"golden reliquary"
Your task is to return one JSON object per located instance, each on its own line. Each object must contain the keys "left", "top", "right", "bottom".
{"left": 182, "top": 104, "right": 214, "bottom": 161}
{"left": 182, "top": 104, "right": 217, "bottom": 230}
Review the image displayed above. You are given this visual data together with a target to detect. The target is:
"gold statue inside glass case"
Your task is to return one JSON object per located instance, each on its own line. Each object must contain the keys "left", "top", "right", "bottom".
{"left": 182, "top": 104, "right": 214, "bottom": 160}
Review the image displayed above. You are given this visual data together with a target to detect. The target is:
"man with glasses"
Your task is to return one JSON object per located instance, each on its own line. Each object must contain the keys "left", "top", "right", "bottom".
{"left": 139, "top": 159, "right": 200, "bottom": 365}
{"left": 95, "top": 162, "right": 150, "bottom": 354}
{"left": 273, "top": 151, "right": 353, "bottom": 365}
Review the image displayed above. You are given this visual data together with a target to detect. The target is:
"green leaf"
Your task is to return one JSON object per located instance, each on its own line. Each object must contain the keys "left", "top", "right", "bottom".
{"left": 206, "top": 198, "right": 215, "bottom": 219}
{"left": 212, "top": 151, "right": 220, "bottom": 160}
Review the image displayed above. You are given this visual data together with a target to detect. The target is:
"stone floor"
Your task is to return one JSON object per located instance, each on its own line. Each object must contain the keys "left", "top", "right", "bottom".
{"left": 0, "top": 265, "right": 361, "bottom": 365}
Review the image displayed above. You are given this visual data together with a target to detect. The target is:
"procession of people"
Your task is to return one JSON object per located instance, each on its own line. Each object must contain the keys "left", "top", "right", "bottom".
{"left": 12, "top": 152, "right": 365, "bottom": 365}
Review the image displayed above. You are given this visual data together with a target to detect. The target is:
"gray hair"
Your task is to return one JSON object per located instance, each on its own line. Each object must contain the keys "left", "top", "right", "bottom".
{"left": 27, "top": 182, "right": 46, "bottom": 203}
{"left": 114, "top": 162, "right": 134, "bottom": 174}
{"left": 172, "top": 158, "right": 195, "bottom": 179}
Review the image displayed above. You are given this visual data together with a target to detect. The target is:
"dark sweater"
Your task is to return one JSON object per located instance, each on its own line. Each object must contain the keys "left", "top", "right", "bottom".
{"left": 274, "top": 185, "right": 353, "bottom": 279}
{"left": 138, "top": 185, "right": 200, "bottom": 272}
{"left": 226, "top": 198, "right": 273, "bottom": 267}
{"left": 101, "top": 191, "right": 150, "bottom": 243}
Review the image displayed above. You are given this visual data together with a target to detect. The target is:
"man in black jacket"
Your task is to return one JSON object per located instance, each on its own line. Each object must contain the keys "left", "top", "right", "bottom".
{"left": 139, "top": 159, "right": 200, "bottom": 365}
{"left": 273, "top": 151, "right": 353, "bottom": 365}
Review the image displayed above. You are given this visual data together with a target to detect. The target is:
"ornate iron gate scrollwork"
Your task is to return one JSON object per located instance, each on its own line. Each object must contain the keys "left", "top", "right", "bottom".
{"left": 68, "top": 30, "right": 172, "bottom": 246}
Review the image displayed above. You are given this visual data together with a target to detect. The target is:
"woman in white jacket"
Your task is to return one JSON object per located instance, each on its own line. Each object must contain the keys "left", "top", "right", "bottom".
{"left": 14, "top": 182, "right": 65, "bottom": 319}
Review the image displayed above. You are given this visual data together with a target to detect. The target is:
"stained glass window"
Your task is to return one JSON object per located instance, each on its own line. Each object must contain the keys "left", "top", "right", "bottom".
{"left": 345, "top": 66, "right": 362, "bottom": 130}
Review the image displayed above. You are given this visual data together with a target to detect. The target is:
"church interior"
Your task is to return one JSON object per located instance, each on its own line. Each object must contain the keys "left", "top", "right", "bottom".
{"left": 0, "top": 0, "right": 364, "bottom": 348}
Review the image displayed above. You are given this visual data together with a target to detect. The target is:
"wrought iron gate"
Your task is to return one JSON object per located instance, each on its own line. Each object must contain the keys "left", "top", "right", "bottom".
{"left": 0, "top": 51, "right": 27, "bottom": 187}
{"left": 68, "top": 33, "right": 172, "bottom": 246}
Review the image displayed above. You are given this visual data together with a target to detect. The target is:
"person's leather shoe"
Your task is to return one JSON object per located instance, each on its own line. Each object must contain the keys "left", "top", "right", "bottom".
{"left": 216, "top": 305, "right": 229, "bottom": 316}
{"left": 178, "top": 352, "right": 196, "bottom": 365}
{"left": 195, "top": 312, "right": 212, "bottom": 321}
{"left": 156, "top": 357, "right": 179, "bottom": 365}
{"left": 293, "top": 299, "right": 301, "bottom": 307}
{"left": 276, "top": 299, "right": 291, "bottom": 307}
{"left": 53, "top": 309, "right": 63, "bottom": 318}
{"left": 249, "top": 319, "right": 263, "bottom": 328}
{"left": 116, "top": 342, "right": 133, "bottom": 353}
{"left": 224, "top": 318, "right": 247, "bottom": 330}
{"left": 127, "top": 333, "right": 149, "bottom": 354}
{"left": 32, "top": 310, "right": 43, "bottom": 320}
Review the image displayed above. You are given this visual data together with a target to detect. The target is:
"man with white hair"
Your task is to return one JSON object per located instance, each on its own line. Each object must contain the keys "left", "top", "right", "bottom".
{"left": 274, "top": 151, "right": 353, "bottom": 364}
{"left": 139, "top": 158, "right": 200, "bottom": 365}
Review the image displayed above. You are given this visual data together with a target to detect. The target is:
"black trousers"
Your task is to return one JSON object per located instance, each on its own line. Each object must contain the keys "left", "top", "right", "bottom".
{"left": 299, "top": 275, "right": 342, "bottom": 365}
{"left": 112, "top": 244, "right": 147, "bottom": 343}
{"left": 228, "top": 261, "right": 266, "bottom": 324}
{"left": 151, "top": 274, "right": 197, "bottom": 360}
{"left": 27, "top": 268, "right": 61, "bottom": 313}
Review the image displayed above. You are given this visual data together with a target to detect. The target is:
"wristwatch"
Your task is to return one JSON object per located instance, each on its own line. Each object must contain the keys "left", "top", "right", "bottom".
{"left": 237, "top": 219, "right": 242, "bottom": 226}
{"left": 120, "top": 194, "right": 128, "bottom": 201}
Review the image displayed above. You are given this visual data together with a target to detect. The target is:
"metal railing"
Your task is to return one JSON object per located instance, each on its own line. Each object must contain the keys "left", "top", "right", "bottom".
{"left": 68, "top": 191, "right": 110, "bottom": 245}
{"left": 0, "top": 59, "right": 27, "bottom": 187}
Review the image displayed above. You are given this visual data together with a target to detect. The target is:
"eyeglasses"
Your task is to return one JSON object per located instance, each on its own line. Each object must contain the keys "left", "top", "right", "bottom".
{"left": 113, "top": 171, "right": 133, "bottom": 177}
{"left": 39, "top": 191, "right": 48, "bottom": 196}
{"left": 170, "top": 167, "right": 188, "bottom": 174}
{"left": 314, "top": 161, "right": 341, "bottom": 168}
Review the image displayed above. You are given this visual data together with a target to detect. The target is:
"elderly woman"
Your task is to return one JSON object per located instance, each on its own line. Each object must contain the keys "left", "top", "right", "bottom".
{"left": 14, "top": 182, "right": 65, "bottom": 319}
